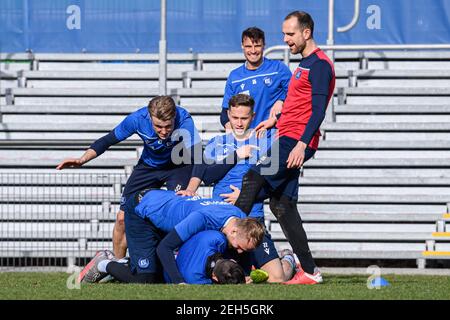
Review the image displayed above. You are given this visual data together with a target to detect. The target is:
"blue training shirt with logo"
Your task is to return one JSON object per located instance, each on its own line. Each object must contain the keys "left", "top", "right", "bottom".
{"left": 204, "top": 129, "right": 275, "bottom": 219}
{"left": 113, "top": 106, "right": 201, "bottom": 168}
{"left": 169, "top": 230, "right": 227, "bottom": 284}
{"left": 222, "top": 57, "right": 291, "bottom": 128}
{"left": 134, "top": 190, "right": 246, "bottom": 240}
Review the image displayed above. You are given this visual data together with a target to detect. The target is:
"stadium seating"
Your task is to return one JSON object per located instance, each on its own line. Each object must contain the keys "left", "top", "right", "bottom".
{"left": 1, "top": 51, "right": 450, "bottom": 270}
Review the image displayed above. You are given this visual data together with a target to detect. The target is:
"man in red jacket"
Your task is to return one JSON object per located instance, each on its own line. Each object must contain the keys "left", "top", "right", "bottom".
{"left": 234, "top": 11, "right": 336, "bottom": 285}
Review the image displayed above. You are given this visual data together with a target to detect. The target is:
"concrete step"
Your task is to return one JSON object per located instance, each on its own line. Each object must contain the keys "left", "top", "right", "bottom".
{"left": 305, "top": 158, "right": 450, "bottom": 167}
{"left": 302, "top": 168, "right": 450, "bottom": 178}
{"left": 322, "top": 122, "right": 450, "bottom": 131}
{"left": 318, "top": 140, "right": 450, "bottom": 149}
{"left": 315, "top": 150, "right": 450, "bottom": 159}
{"left": 334, "top": 104, "right": 450, "bottom": 114}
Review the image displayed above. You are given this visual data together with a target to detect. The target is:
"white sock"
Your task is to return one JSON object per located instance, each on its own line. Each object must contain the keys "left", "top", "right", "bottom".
{"left": 116, "top": 257, "right": 129, "bottom": 264}
{"left": 281, "top": 254, "right": 296, "bottom": 271}
{"left": 97, "top": 259, "right": 111, "bottom": 273}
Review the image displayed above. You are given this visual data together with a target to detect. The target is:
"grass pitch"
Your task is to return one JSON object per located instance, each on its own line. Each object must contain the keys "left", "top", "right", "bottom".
{"left": 0, "top": 272, "right": 449, "bottom": 300}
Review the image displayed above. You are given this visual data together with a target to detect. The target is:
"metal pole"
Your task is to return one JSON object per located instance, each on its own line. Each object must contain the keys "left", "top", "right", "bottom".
{"left": 327, "top": 0, "right": 335, "bottom": 62}
{"left": 326, "top": 0, "right": 336, "bottom": 123}
{"left": 159, "top": 0, "right": 167, "bottom": 95}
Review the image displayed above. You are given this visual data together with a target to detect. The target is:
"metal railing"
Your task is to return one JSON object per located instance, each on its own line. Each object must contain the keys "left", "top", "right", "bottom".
{"left": 264, "top": 44, "right": 450, "bottom": 67}
{"left": 0, "top": 172, "right": 125, "bottom": 271}
{"left": 0, "top": 171, "right": 216, "bottom": 271}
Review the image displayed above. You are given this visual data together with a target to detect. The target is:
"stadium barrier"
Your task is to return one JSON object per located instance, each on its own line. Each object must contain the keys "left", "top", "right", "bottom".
{"left": 0, "top": 171, "right": 218, "bottom": 271}
{"left": 0, "top": 172, "right": 124, "bottom": 271}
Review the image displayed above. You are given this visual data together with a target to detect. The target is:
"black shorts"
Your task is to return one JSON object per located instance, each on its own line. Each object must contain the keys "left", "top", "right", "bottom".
{"left": 120, "top": 161, "right": 192, "bottom": 210}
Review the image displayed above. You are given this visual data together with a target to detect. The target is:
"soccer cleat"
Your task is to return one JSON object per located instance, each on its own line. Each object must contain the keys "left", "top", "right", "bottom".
{"left": 77, "top": 250, "right": 116, "bottom": 284}
{"left": 283, "top": 267, "right": 323, "bottom": 285}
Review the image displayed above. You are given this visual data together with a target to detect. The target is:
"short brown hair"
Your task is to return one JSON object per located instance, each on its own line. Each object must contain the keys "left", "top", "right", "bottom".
{"left": 285, "top": 11, "right": 314, "bottom": 38}
{"left": 147, "top": 96, "right": 176, "bottom": 121}
{"left": 242, "top": 27, "right": 265, "bottom": 45}
{"left": 235, "top": 217, "right": 265, "bottom": 248}
{"left": 228, "top": 94, "right": 255, "bottom": 112}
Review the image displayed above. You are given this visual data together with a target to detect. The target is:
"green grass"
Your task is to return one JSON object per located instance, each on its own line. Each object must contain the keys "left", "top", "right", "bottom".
{"left": 0, "top": 272, "right": 449, "bottom": 300}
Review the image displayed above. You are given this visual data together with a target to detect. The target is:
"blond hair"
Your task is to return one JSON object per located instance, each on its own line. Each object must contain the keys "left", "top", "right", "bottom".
{"left": 235, "top": 218, "right": 265, "bottom": 248}
{"left": 147, "top": 96, "right": 176, "bottom": 121}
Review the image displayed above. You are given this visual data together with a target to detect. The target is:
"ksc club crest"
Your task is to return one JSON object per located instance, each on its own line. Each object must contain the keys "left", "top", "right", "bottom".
{"left": 138, "top": 258, "right": 150, "bottom": 269}
{"left": 295, "top": 70, "right": 302, "bottom": 79}
{"left": 263, "top": 77, "right": 273, "bottom": 86}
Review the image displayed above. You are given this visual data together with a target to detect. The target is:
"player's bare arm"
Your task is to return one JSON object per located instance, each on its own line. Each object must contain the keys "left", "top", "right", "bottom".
{"left": 56, "top": 148, "right": 97, "bottom": 170}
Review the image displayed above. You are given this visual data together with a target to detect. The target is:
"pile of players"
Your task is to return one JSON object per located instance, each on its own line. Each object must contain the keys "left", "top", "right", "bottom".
{"left": 57, "top": 11, "right": 335, "bottom": 285}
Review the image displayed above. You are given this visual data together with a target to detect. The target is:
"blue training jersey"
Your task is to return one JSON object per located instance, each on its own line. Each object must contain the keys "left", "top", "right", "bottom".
{"left": 170, "top": 230, "right": 228, "bottom": 284}
{"left": 204, "top": 129, "right": 275, "bottom": 219}
{"left": 134, "top": 190, "right": 246, "bottom": 239}
{"left": 222, "top": 57, "right": 291, "bottom": 128}
{"left": 113, "top": 106, "right": 201, "bottom": 168}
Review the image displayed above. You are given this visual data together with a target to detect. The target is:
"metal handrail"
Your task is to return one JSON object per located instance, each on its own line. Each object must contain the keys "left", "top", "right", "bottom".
{"left": 264, "top": 44, "right": 450, "bottom": 64}
{"left": 337, "top": 0, "right": 360, "bottom": 33}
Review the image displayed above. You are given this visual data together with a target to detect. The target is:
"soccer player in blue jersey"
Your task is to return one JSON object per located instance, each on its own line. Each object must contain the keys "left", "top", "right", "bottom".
{"left": 56, "top": 96, "right": 201, "bottom": 259}
{"left": 221, "top": 27, "right": 292, "bottom": 129}
{"left": 179, "top": 94, "right": 296, "bottom": 283}
{"left": 78, "top": 189, "right": 263, "bottom": 284}
{"left": 167, "top": 230, "right": 246, "bottom": 284}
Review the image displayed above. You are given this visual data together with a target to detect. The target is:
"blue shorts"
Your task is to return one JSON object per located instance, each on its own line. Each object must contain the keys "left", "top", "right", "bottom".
{"left": 251, "top": 136, "right": 316, "bottom": 201}
{"left": 120, "top": 161, "right": 192, "bottom": 209}
{"left": 251, "top": 231, "right": 279, "bottom": 268}
{"left": 123, "top": 191, "right": 166, "bottom": 275}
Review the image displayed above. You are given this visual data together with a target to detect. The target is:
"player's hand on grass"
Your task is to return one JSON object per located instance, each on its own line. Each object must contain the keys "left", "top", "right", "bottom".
{"left": 255, "top": 117, "right": 277, "bottom": 139}
{"left": 286, "top": 141, "right": 307, "bottom": 169}
{"left": 220, "top": 185, "right": 240, "bottom": 205}
{"left": 56, "top": 158, "right": 84, "bottom": 170}
{"left": 176, "top": 189, "right": 197, "bottom": 197}
{"left": 245, "top": 276, "right": 253, "bottom": 284}
{"left": 236, "top": 145, "right": 259, "bottom": 159}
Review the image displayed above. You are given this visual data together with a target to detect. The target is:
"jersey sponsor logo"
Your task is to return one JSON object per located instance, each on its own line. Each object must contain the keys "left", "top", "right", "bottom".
{"left": 239, "top": 90, "right": 250, "bottom": 96}
{"left": 199, "top": 200, "right": 230, "bottom": 206}
{"left": 263, "top": 77, "right": 273, "bottom": 86}
{"left": 186, "top": 195, "right": 203, "bottom": 201}
{"left": 138, "top": 258, "right": 150, "bottom": 269}
{"left": 231, "top": 71, "right": 279, "bottom": 84}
